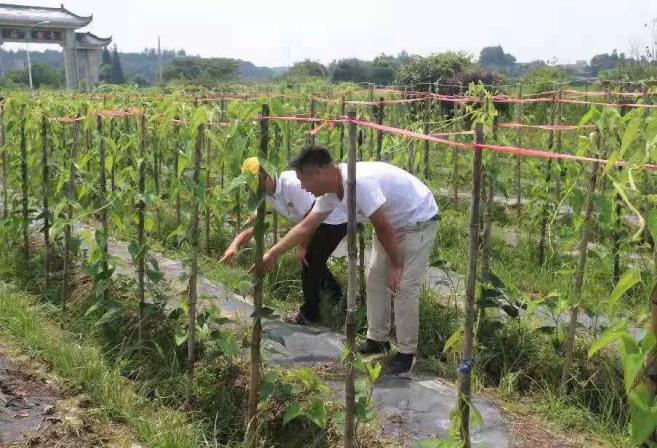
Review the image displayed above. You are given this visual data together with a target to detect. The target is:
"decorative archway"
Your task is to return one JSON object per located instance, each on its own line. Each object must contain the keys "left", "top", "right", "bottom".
{"left": 0, "top": 3, "right": 111, "bottom": 89}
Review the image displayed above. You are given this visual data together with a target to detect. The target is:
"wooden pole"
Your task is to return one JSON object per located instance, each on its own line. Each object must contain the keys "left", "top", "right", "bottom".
{"left": 560, "top": 134, "right": 601, "bottom": 393}
{"left": 423, "top": 86, "right": 432, "bottom": 179}
{"left": 97, "top": 115, "right": 109, "bottom": 273}
{"left": 205, "top": 129, "right": 212, "bottom": 255}
{"left": 344, "top": 110, "right": 358, "bottom": 448}
{"left": 272, "top": 126, "right": 281, "bottom": 245}
{"left": 186, "top": 120, "right": 204, "bottom": 404}
{"left": 515, "top": 83, "right": 523, "bottom": 219}
{"left": 110, "top": 120, "right": 116, "bottom": 193}
{"left": 339, "top": 96, "right": 346, "bottom": 161}
{"left": 41, "top": 116, "right": 50, "bottom": 296}
{"left": 612, "top": 87, "right": 623, "bottom": 284}
{"left": 642, "top": 81, "right": 657, "bottom": 417}
{"left": 538, "top": 92, "right": 558, "bottom": 265}
{"left": 458, "top": 123, "right": 484, "bottom": 447}
{"left": 309, "top": 97, "right": 316, "bottom": 145}
{"left": 174, "top": 122, "right": 181, "bottom": 228}
{"left": 137, "top": 114, "right": 146, "bottom": 347}
{"left": 1, "top": 104, "right": 7, "bottom": 220}
{"left": 368, "top": 84, "right": 374, "bottom": 157}
{"left": 20, "top": 114, "right": 29, "bottom": 269}
{"left": 357, "top": 130, "right": 366, "bottom": 304}
{"left": 408, "top": 141, "right": 415, "bottom": 174}
{"left": 481, "top": 122, "right": 497, "bottom": 280}
{"left": 376, "top": 97, "right": 384, "bottom": 161}
{"left": 452, "top": 83, "right": 463, "bottom": 204}
{"left": 63, "top": 119, "right": 79, "bottom": 313}
{"left": 246, "top": 104, "right": 269, "bottom": 440}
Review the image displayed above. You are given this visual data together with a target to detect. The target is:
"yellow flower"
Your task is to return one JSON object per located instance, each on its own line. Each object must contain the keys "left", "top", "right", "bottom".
{"left": 241, "top": 157, "right": 260, "bottom": 175}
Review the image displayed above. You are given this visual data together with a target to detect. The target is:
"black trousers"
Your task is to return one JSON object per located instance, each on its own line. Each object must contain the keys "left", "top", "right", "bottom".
{"left": 300, "top": 223, "right": 348, "bottom": 321}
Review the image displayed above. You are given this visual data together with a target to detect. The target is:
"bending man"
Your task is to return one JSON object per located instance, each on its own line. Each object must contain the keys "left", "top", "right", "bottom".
{"left": 262, "top": 146, "right": 438, "bottom": 375}
{"left": 221, "top": 157, "right": 347, "bottom": 325}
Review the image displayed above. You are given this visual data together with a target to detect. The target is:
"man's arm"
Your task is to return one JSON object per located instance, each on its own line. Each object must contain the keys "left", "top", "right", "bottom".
{"left": 220, "top": 227, "right": 255, "bottom": 263}
{"left": 369, "top": 208, "right": 403, "bottom": 292}
{"left": 263, "top": 211, "right": 329, "bottom": 271}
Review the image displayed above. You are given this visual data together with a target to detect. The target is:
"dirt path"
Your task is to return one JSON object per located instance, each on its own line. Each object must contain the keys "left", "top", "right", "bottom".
{"left": 0, "top": 345, "right": 138, "bottom": 448}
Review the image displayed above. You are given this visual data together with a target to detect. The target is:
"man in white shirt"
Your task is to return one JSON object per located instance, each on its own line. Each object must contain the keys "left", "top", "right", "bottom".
{"left": 221, "top": 157, "right": 347, "bottom": 324}
{"left": 262, "top": 147, "right": 438, "bottom": 375}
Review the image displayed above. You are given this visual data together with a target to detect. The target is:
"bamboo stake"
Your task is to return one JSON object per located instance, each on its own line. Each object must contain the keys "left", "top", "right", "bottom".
{"left": 481, "top": 122, "right": 497, "bottom": 281}
{"left": 515, "top": 83, "right": 523, "bottom": 224}
{"left": 246, "top": 104, "right": 269, "bottom": 440}
{"left": 62, "top": 119, "right": 79, "bottom": 313}
{"left": 1, "top": 104, "right": 7, "bottom": 220}
{"left": 424, "top": 86, "right": 432, "bottom": 179}
{"left": 560, "top": 134, "right": 602, "bottom": 393}
{"left": 376, "top": 97, "right": 384, "bottom": 161}
{"left": 457, "top": 123, "right": 484, "bottom": 447}
{"left": 97, "top": 115, "right": 109, "bottom": 288}
{"left": 186, "top": 120, "right": 204, "bottom": 404}
{"left": 538, "top": 91, "right": 559, "bottom": 265}
{"left": 41, "top": 116, "right": 50, "bottom": 296}
{"left": 205, "top": 129, "right": 212, "bottom": 255}
{"left": 344, "top": 110, "right": 358, "bottom": 448}
{"left": 339, "top": 96, "right": 346, "bottom": 161}
{"left": 137, "top": 114, "right": 146, "bottom": 348}
{"left": 20, "top": 114, "right": 28, "bottom": 269}
{"left": 174, "top": 122, "right": 181, "bottom": 228}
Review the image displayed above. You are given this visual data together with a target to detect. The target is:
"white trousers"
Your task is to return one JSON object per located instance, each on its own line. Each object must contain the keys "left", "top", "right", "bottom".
{"left": 366, "top": 219, "right": 437, "bottom": 354}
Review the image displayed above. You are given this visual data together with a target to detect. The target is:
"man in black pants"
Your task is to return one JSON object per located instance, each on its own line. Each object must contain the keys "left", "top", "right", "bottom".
{"left": 221, "top": 158, "right": 346, "bottom": 324}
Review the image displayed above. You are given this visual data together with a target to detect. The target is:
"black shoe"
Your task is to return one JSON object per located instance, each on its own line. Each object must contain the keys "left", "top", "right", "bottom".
{"left": 387, "top": 352, "right": 415, "bottom": 377}
{"left": 282, "top": 310, "right": 314, "bottom": 325}
{"left": 358, "top": 338, "right": 390, "bottom": 355}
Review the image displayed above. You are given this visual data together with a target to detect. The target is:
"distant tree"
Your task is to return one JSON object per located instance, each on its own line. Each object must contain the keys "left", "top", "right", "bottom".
{"left": 101, "top": 47, "right": 111, "bottom": 66}
{"left": 287, "top": 59, "right": 328, "bottom": 78}
{"left": 370, "top": 53, "right": 399, "bottom": 84}
{"left": 328, "top": 54, "right": 400, "bottom": 84}
{"left": 162, "top": 57, "right": 239, "bottom": 85}
{"left": 99, "top": 47, "right": 112, "bottom": 82}
{"left": 394, "top": 52, "right": 473, "bottom": 89}
{"left": 396, "top": 50, "right": 419, "bottom": 66}
{"left": 0, "top": 62, "right": 64, "bottom": 88}
{"left": 99, "top": 64, "right": 111, "bottom": 83}
{"left": 590, "top": 50, "right": 626, "bottom": 75}
{"left": 329, "top": 58, "right": 371, "bottom": 83}
{"left": 479, "top": 45, "right": 517, "bottom": 73}
{"left": 110, "top": 45, "right": 126, "bottom": 84}
{"left": 443, "top": 67, "right": 504, "bottom": 94}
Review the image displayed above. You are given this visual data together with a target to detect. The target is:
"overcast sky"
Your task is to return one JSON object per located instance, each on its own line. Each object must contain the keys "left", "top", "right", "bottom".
{"left": 6, "top": 0, "right": 657, "bottom": 67}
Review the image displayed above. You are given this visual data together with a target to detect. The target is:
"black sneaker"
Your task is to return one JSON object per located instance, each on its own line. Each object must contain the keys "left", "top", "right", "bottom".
{"left": 358, "top": 338, "right": 390, "bottom": 355}
{"left": 282, "top": 310, "right": 314, "bottom": 325}
{"left": 387, "top": 353, "right": 415, "bottom": 377}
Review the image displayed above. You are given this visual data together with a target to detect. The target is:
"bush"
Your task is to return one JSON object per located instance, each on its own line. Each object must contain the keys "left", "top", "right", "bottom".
{"left": 394, "top": 52, "right": 473, "bottom": 90}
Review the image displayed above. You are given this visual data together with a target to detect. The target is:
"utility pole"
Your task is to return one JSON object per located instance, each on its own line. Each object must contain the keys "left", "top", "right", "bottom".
{"left": 157, "top": 36, "right": 163, "bottom": 83}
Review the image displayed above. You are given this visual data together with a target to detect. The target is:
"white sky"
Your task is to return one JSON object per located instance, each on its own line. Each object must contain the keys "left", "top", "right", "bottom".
{"left": 5, "top": 0, "right": 657, "bottom": 67}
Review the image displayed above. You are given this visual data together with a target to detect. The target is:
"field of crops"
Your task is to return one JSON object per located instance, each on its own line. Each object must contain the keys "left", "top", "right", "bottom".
{"left": 0, "top": 79, "right": 656, "bottom": 448}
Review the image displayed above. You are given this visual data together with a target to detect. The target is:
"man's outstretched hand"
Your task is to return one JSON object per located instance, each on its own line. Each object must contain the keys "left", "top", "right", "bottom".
{"left": 220, "top": 245, "right": 238, "bottom": 264}
{"left": 262, "top": 250, "right": 278, "bottom": 273}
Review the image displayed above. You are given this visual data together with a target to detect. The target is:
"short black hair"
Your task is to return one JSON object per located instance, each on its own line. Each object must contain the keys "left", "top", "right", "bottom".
{"left": 290, "top": 145, "right": 334, "bottom": 171}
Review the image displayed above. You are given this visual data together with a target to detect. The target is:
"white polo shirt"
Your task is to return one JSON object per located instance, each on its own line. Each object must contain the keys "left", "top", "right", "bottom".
{"left": 267, "top": 171, "right": 346, "bottom": 225}
{"left": 311, "top": 162, "right": 438, "bottom": 229}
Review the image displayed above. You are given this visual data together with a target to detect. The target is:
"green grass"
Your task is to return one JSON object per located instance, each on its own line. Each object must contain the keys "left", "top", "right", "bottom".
{"left": 0, "top": 284, "right": 206, "bottom": 448}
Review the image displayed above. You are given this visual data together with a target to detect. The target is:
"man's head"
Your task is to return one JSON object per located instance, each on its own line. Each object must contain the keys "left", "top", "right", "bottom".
{"left": 290, "top": 146, "right": 337, "bottom": 196}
